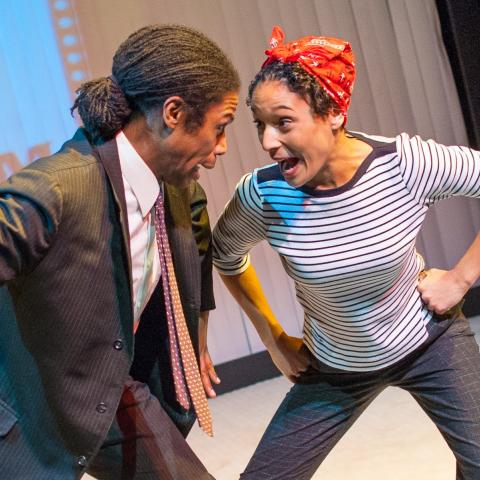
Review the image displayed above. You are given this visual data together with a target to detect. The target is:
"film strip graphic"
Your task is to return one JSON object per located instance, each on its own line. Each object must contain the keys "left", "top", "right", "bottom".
{"left": 48, "top": 0, "right": 89, "bottom": 103}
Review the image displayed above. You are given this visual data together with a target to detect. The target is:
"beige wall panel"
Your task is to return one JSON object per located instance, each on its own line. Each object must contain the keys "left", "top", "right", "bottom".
{"left": 66, "top": 0, "right": 479, "bottom": 364}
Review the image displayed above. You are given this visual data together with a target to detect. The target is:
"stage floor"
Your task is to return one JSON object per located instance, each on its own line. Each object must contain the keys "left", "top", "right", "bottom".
{"left": 85, "top": 315, "right": 480, "bottom": 479}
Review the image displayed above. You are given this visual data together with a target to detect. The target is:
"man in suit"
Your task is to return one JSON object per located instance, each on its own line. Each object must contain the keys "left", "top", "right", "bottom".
{"left": 0, "top": 24, "right": 239, "bottom": 479}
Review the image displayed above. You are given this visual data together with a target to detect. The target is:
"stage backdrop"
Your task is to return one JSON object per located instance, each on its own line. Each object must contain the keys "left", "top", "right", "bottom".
{"left": 1, "top": 0, "right": 479, "bottom": 364}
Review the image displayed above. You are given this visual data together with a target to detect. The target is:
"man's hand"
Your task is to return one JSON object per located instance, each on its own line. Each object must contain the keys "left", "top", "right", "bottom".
{"left": 199, "top": 345, "right": 220, "bottom": 398}
{"left": 268, "top": 333, "right": 311, "bottom": 383}
{"left": 417, "top": 268, "right": 469, "bottom": 314}
{"left": 198, "top": 311, "right": 220, "bottom": 398}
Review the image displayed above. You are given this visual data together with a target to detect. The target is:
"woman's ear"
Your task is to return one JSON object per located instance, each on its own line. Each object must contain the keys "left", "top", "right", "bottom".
{"left": 163, "top": 96, "right": 186, "bottom": 130}
{"left": 329, "top": 112, "right": 345, "bottom": 131}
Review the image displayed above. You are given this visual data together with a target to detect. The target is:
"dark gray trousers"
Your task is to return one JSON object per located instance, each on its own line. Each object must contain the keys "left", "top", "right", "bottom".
{"left": 241, "top": 315, "right": 480, "bottom": 479}
{"left": 87, "top": 377, "right": 213, "bottom": 480}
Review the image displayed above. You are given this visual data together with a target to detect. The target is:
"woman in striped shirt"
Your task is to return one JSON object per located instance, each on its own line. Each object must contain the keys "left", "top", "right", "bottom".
{"left": 213, "top": 26, "right": 480, "bottom": 479}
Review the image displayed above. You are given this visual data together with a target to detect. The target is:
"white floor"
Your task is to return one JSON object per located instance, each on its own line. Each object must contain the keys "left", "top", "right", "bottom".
{"left": 85, "top": 315, "right": 480, "bottom": 479}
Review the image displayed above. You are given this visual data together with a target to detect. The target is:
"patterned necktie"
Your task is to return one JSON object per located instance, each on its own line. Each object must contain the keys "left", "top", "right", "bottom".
{"left": 153, "top": 192, "right": 213, "bottom": 436}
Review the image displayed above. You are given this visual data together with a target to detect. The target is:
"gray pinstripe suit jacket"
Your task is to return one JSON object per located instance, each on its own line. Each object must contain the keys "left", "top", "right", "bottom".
{"left": 0, "top": 128, "right": 215, "bottom": 479}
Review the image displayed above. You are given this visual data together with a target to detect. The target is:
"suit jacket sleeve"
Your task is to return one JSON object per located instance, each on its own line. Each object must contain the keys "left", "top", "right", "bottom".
{"left": 189, "top": 181, "right": 215, "bottom": 312}
{"left": 0, "top": 167, "right": 62, "bottom": 283}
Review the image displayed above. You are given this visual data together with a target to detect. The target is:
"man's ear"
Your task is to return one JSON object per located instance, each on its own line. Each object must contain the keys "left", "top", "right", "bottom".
{"left": 163, "top": 96, "right": 187, "bottom": 130}
{"left": 329, "top": 112, "right": 345, "bottom": 131}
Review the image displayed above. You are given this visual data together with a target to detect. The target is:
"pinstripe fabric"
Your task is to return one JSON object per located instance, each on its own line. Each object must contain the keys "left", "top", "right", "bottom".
{"left": 0, "top": 136, "right": 133, "bottom": 478}
{"left": 0, "top": 128, "right": 214, "bottom": 479}
{"left": 213, "top": 131, "right": 480, "bottom": 371}
{"left": 87, "top": 378, "right": 214, "bottom": 480}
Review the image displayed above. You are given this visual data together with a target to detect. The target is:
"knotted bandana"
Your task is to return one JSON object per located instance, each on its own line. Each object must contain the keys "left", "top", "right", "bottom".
{"left": 263, "top": 26, "right": 356, "bottom": 124}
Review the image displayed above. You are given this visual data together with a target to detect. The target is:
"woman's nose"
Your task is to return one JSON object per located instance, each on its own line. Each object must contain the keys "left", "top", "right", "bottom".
{"left": 260, "top": 125, "right": 281, "bottom": 152}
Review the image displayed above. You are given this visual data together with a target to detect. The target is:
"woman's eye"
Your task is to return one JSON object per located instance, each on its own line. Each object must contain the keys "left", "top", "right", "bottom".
{"left": 253, "top": 120, "right": 264, "bottom": 131}
{"left": 278, "top": 118, "right": 291, "bottom": 128}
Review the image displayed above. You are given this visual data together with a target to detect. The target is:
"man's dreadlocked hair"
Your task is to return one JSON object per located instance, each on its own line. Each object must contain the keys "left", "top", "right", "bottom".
{"left": 71, "top": 24, "right": 240, "bottom": 143}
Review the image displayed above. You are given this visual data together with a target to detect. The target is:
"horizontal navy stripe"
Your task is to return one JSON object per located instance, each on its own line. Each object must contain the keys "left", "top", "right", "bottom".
{"left": 213, "top": 131, "right": 480, "bottom": 371}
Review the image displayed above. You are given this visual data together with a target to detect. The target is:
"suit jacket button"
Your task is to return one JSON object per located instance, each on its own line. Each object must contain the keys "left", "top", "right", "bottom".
{"left": 77, "top": 455, "right": 88, "bottom": 467}
{"left": 113, "top": 340, "right": 123, "bottom": 350}
{"left": 96, "top": 402, "right": 107, "bottom": 414}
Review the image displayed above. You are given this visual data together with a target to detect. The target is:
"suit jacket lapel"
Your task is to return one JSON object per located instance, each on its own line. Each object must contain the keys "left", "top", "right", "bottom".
{"left": 62, "top": 129, "right": 132, "bottom": 270}
{"left": 95, "top": 137, "right": 134, "bottom": 299}
{"left": 164, "top": 183, "right": 189, "bottom": 262}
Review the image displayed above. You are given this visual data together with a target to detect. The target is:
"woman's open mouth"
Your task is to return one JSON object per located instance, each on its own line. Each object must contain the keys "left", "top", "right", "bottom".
{"left": 279, "top": 157, "right": 300, "bottom": 176}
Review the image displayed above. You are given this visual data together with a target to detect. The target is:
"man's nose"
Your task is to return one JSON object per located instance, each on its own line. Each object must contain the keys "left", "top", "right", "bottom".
{"left": 214, "top": 132, "right": 227, "bottom": 156}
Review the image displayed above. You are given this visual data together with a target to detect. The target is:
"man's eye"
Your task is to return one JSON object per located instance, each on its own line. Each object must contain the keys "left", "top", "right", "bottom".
{"left": 217, "top": 125, "right": 226, "bottom": 135}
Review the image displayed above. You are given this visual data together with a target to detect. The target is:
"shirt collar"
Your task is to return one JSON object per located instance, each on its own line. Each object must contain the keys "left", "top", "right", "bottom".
{"left": 116, "top": 130, "right": 160, "bottom": 217}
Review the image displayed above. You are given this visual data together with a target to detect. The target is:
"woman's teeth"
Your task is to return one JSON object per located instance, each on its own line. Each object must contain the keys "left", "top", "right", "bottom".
{"left": 280, "top": 158, "right": 299, "bottom": 173}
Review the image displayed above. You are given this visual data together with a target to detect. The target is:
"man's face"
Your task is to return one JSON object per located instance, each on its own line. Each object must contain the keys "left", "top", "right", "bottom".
{"left": 158, "top": 92, "right": 238, "bottom": 188}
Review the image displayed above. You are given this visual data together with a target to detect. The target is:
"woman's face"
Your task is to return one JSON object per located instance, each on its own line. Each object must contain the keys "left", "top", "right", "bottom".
{"left": 251, "top": 80, "right": 340, "bottom": 189}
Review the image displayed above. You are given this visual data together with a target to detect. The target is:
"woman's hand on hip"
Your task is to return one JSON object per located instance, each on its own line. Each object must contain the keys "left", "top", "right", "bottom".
{"left": 417, "top": 268, "right": 468, "bottom": 314}
{"left": 268, "top": 333, "right": 311, "bottom": 382}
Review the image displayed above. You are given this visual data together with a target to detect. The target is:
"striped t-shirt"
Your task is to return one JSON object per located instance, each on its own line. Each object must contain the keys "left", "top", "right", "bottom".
{"left": 212, "top": 132, "right": 480, "bottom": 371}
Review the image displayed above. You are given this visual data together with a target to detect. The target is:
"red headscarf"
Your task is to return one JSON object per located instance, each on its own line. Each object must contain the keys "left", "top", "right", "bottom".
{"left": 263, "top": 26, "right": 356, "bottom": 124}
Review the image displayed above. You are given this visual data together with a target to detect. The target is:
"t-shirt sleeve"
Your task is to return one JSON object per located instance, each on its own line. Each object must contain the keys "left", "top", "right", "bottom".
{"left": 397, "top": 132, "right": 480, "bottom": 206}
{"left": 212, "top": 171, "right": 266, "bottom": 275}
